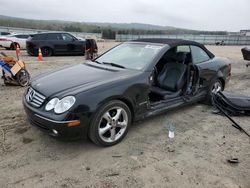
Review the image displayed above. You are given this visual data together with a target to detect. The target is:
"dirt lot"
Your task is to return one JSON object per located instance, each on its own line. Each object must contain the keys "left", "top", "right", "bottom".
{"left": 0, "top": 42, "right": 250, "bottom": 188}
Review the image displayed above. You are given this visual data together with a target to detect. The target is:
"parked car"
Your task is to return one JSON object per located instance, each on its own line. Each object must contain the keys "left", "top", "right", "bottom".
{"left": 0, "top": 34, "right": 31, "bottom": 50}
{"left": 23, "top": 39, "right": 231, "bottom": 146}
{"left": 215, "top": 40, "right": 225, "bottom": 46}
{"left": 0, "top": 31, "right": 11, "bottom": 36}
{"left": 0, "top": 32, "right": 10, "bottom": 48}
{"left": 26, "top": 32, "right": 86, "bottom": 56}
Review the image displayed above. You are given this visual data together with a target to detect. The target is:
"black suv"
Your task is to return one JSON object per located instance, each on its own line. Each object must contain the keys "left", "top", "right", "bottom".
{"left": 26, "top": 32, "right": 86, "bottom": 56}
{"left": 0, "top": 32, "right": 11, "bottom": 36}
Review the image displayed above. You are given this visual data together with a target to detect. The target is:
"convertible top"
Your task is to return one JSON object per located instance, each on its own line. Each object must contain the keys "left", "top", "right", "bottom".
{"left": 132, "top": 38, "right": 215, "bottom": 58}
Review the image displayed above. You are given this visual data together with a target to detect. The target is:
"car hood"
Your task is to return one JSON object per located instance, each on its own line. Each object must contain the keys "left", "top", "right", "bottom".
{"left": 31, "top": 63, "right": 140, "bottom": 97}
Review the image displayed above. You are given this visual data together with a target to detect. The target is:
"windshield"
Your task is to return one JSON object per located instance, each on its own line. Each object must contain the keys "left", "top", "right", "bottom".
{"left": 95, "top": 43, "right": 164, "bottom": 70}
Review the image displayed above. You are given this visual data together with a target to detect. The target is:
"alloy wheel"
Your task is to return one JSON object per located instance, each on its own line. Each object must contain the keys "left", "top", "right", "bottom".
{"left": 42, "top": 48, "right": 52, "bottom": 57}
{"left": 17, "top": 69, "right": 30, "bottom": 87}
{"left": 98, "top": 107, "right": 128, "bottom": 143}
{"left": 212, "top": 81, "right": 222, "bottom": 93}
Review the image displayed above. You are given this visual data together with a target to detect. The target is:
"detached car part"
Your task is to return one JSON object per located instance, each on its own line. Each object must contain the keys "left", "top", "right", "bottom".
{"left": 212, "top": 91, "right": 250, "bottom": 138}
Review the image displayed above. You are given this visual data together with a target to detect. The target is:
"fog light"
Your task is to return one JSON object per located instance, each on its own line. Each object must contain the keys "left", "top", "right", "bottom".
{"left": 52, "top": 129, "right": 58, "bottom": 135}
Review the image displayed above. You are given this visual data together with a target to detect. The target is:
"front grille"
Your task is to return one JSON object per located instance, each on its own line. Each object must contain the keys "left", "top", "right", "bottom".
{"left": 26, "top": 87, "right": 46, "bottom": 108}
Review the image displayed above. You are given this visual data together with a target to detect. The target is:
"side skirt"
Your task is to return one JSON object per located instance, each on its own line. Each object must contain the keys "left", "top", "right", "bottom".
{"left": 143, "top": 91, "right": 207, "bottom": 119}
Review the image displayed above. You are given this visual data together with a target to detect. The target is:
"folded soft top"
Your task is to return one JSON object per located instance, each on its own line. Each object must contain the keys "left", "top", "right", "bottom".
{"left": 212, "top": 91, "right": 250, "bottom": 138}
{"left": 212, "top": 91, "right": 250, "bottom": 115}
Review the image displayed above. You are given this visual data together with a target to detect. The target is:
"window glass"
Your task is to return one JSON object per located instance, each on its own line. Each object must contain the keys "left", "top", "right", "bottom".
{"left": 191, "top": 45, "right": 210, "bottom": 64}
{"left": 96, "top": 43, "right": 163, "bottom": 70}
{"left": 177, "top": 45, "right": 190, "bottom": 53}
{"left": 14, "top": 35, "right": 22, "bottom": 38}
{"left": 15, "top": 35, "right": 30, "bottom": 39}
{"left": 22, "top": 35, "right": 30, "bottom": 39}
{"left": 47, "top": 33, "right": 62, "bottom": 40}
{"left": 33, "top": 34, "right": 47, "bottom": 40}
{"left": 62, "top": 33, "right": 74, "bottom": 41}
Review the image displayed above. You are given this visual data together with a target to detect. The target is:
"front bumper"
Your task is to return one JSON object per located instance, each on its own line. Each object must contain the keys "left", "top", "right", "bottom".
{"left": 23, "top": 96, "right": 88, "bottom": 140}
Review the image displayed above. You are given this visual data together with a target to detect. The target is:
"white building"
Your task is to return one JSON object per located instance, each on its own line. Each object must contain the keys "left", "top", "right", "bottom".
{"left": 240, "top": 30, "right": 250, "bottom": 36}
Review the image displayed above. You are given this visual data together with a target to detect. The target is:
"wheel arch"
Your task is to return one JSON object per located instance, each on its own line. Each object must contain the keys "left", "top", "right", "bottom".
{"left": 10, "top": 42, "right": 20, "bottom": 49}
{"left": 215, "top": 68, "right": 226, "bottom": 90}
{"left": 96, "top": 96, "right": 135, "bottom": 122}
{"left": 116, "top": 97, "right": 135, "bottom": 122}
{"left": 218, "top": 77, "right": 225, "bottom": 90}
{"left": 13, "top": 42, "right": 20, "bottom": 47}
{"left": 41, "top": 46, "right": 54, "bottom": 54}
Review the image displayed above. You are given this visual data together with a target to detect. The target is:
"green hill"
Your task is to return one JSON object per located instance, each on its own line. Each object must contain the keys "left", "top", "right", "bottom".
{"left": 0, "top": 15, "right": 228, "bottom": 36}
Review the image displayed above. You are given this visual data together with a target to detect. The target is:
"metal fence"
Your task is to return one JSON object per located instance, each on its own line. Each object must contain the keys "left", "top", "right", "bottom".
{"left": 0, "top": 26, "right": 101, "bottom": 39}
{"left": 1, "top": 26, "right": 250, "bottom": 45}
{"left": 116, "top": 34, "right": 250, "bottom": 45}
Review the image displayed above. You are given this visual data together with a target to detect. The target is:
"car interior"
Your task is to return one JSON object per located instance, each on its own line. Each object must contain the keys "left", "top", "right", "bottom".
{"left": 149, "top": 45, "right": 199, "bottom": 103}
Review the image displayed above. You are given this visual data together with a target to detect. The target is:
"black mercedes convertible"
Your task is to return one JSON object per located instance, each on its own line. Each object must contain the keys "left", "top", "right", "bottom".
{"left": 23, "top": 39, "right": 231, "bottom": 146}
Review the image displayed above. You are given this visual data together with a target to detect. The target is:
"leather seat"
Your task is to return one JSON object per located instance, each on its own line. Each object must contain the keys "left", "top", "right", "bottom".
{"left": 150, "top": 86, "right": 182, "bottom": 99}
{"left": 151, "top": 53, "right": 187, "bottom": 100}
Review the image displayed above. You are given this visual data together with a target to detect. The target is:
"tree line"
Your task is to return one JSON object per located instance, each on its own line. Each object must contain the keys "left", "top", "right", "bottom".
{"left": 0, "top": 18, "right": 228, "bottom": 39}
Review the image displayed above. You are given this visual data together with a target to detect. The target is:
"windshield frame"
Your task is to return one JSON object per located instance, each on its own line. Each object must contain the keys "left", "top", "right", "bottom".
{"left": 94, "top": 41, "right": 168, "bottom": 72}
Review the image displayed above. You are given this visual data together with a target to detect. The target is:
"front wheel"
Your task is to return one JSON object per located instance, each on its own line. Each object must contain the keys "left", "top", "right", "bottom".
{"left": 16, "top": 69, "right": 30, "bottom": 87}
{"left": 89, "top": 100, "right": 131, "bottom": 146}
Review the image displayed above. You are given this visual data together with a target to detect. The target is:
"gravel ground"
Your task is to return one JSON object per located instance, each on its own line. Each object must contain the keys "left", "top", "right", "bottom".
{"left": 0, "top": 43, "right": 250, "bottom": 188}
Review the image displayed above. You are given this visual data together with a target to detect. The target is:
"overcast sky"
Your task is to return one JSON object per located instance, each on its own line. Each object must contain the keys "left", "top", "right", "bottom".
{"left": 0, "top": 0, "right": 249, "bottom": 31}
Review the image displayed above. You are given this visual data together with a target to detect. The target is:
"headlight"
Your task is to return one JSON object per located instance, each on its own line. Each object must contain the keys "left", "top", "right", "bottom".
{"left": 45, "top": 98, "right": 59, "bottom": 111}
{"left": 54, "top": 96, "right": 76, "bottom": 114}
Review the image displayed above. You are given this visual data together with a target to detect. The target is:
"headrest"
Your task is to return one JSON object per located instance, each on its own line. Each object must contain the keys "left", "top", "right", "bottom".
{"left": 175, "top": 52, "right": 187, "bottom": 63}
{"left": 162, "top": 51, "right": 176, "bottom": 61}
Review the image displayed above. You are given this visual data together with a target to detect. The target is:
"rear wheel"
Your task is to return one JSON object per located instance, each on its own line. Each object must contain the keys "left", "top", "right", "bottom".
{"left": 16, "top": 69, "right": 30, "bottom": 87}
{"left": 89, "top": 100, "right": 131, "bottom": 146}
{"left": 204, "top": 79, "right": 223, "bottom": 104}
{"left": 10, "top": 43, "right": 20, "bottom": 50}
{"left": 41, "top": 47, "right": 52, "bottom": 57}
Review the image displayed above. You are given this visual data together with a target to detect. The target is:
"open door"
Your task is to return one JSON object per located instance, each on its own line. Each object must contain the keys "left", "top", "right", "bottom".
{"left": 149, "top": 45, "right": 200, "bottom": 105}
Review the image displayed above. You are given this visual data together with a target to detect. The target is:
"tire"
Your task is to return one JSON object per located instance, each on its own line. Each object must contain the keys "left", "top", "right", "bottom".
{"left": 89, "top": 100, "right": 131, "bottom": 146}
{"left": 10, "top": 43, "right": 20, "bottom": 50}
{"left": 16, "top": 69, "right": 30, "bottom": 87}
{"left": 204, "top": 79, "right": 223, "bottom": 105}
{"left": 41, "top": 47, "right": 52, "bottom": 57}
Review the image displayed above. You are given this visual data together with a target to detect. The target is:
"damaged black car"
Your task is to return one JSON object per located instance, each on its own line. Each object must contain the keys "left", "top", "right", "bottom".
{"left": 23, "top": 39, "right": 231, "bottom": 146}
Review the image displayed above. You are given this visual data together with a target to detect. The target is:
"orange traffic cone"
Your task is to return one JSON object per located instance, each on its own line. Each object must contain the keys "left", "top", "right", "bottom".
{"left": 37, "top": 48, "right": 43, "bottom": 61}
{"left": 15, "top": 45, "right": 20, "bottom": 60}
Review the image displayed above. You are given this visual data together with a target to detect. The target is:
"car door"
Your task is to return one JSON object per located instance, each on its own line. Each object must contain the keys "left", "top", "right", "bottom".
{"left": 190, "top": 45, "right": 216, "bottom": 90}
{"left": 71, "top": 35, "right": 85, "bottom": 53}
{"left": 61, "top": 33, "right": 83, "bottom": 54}
{"left": 15, "top": 35, "right": 30, "bottom": 48}
{"left": 46, "top": 33, "right": 66, "bottom": 54}
{"left": 11, "top": 35, "right": 24, "bottom": 48}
